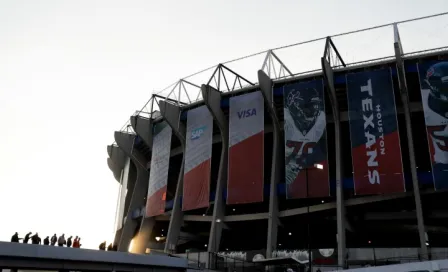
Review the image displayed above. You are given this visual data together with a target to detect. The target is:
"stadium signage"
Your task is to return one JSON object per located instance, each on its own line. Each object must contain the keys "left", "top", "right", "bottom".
{"left": 282, "top": 79, "right": 330, "bottom": 198}
{"left": 183, "top": 105, "right": 213, "bottom": 211}
{"left": 418, "top": 61, "right": 448, "bottom": 190}
{"left": 237, "top": 108, "right": 257, "bottom": 119}
{"left": 228, "top": 91, "right": 265, "bottom": 204}
{"left": 347, "top": 68, "right": 404, "bottom": 195}
{"left": 191, "top": 126, "right": 206, "bottom": 140}
{"left": 360, "top": 79, "right": 381, "bottom": 185}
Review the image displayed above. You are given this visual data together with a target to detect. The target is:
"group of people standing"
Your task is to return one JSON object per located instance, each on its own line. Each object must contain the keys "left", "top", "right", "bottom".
{"left": 99, "top": 241, "right": 118, "bottom": 251}
{"left": 11, "top": 232, "right": 82, "bottom": 248}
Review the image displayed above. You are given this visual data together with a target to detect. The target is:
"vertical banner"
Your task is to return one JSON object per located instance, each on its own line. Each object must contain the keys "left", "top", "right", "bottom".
{"left": 228, "top": 91, "right": 264, "bottom": 204}
{"left": 283, "top": 79, "right": 329, "bottom": 198}
{"left": 145, "top": 121, "right": 172, "bottom": 217}
{"left": 346, "top": 68, "right": 405, "bottom": 195}
{"left": 183, "top": 105, "right": 213, "bottom": 211}
{"left": 418, "top": 61, "right": 448, "bottom": 190}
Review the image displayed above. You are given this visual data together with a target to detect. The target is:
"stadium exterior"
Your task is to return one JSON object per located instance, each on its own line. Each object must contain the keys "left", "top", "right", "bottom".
{"left": 107, "top": 14, "right": 448, "bottom": 269}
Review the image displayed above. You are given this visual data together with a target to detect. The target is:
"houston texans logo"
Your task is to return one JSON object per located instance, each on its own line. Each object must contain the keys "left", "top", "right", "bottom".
{"left": 286, "top": 88, "right": 322, "bottom": 136}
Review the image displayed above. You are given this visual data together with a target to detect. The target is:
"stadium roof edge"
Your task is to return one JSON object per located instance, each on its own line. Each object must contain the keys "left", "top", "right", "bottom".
{"left": 147, "top": 47, "right": 448, "bottom": 118}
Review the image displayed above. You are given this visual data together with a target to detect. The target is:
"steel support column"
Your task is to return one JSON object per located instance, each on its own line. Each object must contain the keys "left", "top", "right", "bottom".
{"left": 159, "top": 100, "right": 185, "bottom": 253}
{"left": 393, "top": 23, "right": 428, "bottom": 258}
{"left": 322, "top": 57, "right": 346, "bottom": 268}
{"left": 129, "top": 115, "right": 156, "bottom": 254}
{"left": 114, "top": 132, "right": 149, "bottom": 253}
{"left": 202, "top": 85, "right": 228, "bottom": 253}
{"left": 258, "top": 70, "right": 281, "bottom": 258}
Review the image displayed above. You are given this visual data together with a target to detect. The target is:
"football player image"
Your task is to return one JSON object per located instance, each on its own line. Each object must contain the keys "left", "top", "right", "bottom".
{"left": 420, "top": 61, "right": 448, "bottom": 187}
{"left": 284, "top": 86, "right": 327, "bottom": 187}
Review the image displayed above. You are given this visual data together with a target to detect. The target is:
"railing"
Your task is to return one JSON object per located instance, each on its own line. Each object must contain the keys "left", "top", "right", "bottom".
{"left": 208, "top": 252, "right": 264, "bottom": 272}
{"left": 179, "top": 250, "right": 448, "bottom": 272}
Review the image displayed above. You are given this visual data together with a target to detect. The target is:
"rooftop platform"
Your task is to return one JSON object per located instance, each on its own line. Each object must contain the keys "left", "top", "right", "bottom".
{"left": 0, "top": 241, "right": 187, "bottom": 272}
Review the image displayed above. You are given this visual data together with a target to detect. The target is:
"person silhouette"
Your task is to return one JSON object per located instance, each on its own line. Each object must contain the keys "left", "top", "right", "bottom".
{"left": 67, "top": 236, "right": 73, "bottom": 248}
{"left": 31, "top": 233, "right": 41, "bottom": 245}
{"left": 58, "top": 234, "right": 66, "bottom": 247}
{"left": 50, "top": 234, "right": 57, "bottom": 246}
{"left": 10, "top": 232, "right": 21, "bottom": 243}
{"left": 23, "top": 232, "right": 32, "bottom": 244}
{"left": 99, "top": 241, "right": 106, "bottom": 250}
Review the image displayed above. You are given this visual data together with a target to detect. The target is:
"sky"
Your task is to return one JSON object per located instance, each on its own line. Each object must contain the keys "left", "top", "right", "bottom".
{"left": 0, "top": 0, "right": 447, "bottom": 250}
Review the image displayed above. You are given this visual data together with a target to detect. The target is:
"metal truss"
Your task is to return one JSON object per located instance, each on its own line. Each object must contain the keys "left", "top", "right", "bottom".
{"left": 206, "top": 63, "right": 255, "bottom": 92}
{"left": 323, "top": 37, "right": 346, "bottom": 68}
{"left": 114, "top": 11, "right": 448, "bottom": 132}
{"left": 261, "top": 50, "right": 293, "bottom": 79}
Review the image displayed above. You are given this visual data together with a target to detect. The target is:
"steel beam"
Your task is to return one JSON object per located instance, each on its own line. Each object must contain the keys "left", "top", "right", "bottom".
{"left": 114, "top": 132, "right": 149, "bottom": 253}
{"left": 322, "top": 53, "right": 346, "bottom": 268}
{"left": 158, "top": 100, "right": 185, "bottom": 253}
{"left": 258, "top": 70, "right": 281, "bottom": 258}
{"left": 393, "top": 23, "right": 428, "bottom": 258}
{"left": 152, "top": 190, "right": 441, "bottom": 223}
{"left": 202, "top": 84, "right": 228, "bottom": 253}
{"left": 224, "top": 213, "right": 269, "bottom": 222}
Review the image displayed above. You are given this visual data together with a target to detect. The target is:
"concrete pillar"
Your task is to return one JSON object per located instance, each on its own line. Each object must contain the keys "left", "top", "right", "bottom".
{"left": 107, "top": 144, "right": 127, "bottom": 175}
{"left": 393, "top": 23, "right": 428, "bottom": 258}
{"left": 321, "top": 58, "right": 346, "bottom": 267}
{"left": 129, "top": 115, "right": 156, "bottom": 254}
{"left": 107, "top": 158, "right": 122, "bottom": 182}
{"left": 130, "top": 115, "right": 153, "bottom": 148}
{"left": 114, "top": 131, "right": 149, "bottom": 253}
{"left": 108, "top": 144, "right": 133, "bottom": 246}
{"left": 258, "top": 70, "right": 281, "bottom": 258}
{"left": 159, "top": 100, "right": 185, "bottom": 253}
{"left": 202, "top": 85, "right": 228, "bottom": 253}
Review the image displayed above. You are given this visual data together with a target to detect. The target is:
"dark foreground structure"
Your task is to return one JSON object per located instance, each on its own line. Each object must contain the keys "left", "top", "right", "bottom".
{"left": 0, "top": 241, "right": 187, "bottom": 272}
{"left": 108, "top": 13, "right": 448, "bottom": 270}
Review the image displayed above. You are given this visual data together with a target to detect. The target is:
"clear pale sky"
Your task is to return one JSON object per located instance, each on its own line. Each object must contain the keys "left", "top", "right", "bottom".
{"left": 0, "top": 0, "right": 447, "bottom": 250}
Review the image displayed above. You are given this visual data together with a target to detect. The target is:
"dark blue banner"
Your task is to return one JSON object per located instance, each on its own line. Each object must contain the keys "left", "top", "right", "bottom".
{"left": 346, "top": 68, "right": 405, "bottom": 195}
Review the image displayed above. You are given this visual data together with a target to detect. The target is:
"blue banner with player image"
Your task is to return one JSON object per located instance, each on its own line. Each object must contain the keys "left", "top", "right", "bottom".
{"left": 283, "top": 79, "right": 330, "bottom": 199}
{"left": 418, "top": 61, "right": 448, "bottom": 190}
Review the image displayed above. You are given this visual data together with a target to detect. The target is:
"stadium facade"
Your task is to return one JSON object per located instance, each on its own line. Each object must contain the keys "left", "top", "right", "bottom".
{"left": 107, "top": 14, "right": 448, "bottom": 269}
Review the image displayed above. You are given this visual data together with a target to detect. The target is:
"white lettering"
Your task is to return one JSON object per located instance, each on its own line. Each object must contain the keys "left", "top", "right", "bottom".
{"left": 362, "top": 98, "right": 373, "bottom": 112}
{"left": 361, "top": 79, "right": 380, "bottom": 185}
{"left": 365, "top": 132, "right": 376, "bottom": 149}
{"left": 361, "top": 79, "right": 373, "bottom": 96}
{"left": 368, "top": 170, "right": 380, "bottom": 184}
{"left": 364, "top": 114, "right": 374, "bottom": 129}
{"left": 367, "top": 150, "right": 378, "bottom": 167}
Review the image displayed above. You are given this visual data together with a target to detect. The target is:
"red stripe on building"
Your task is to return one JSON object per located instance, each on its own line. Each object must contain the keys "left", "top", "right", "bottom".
{"left": 287, "top": 160, "right": 329, "bottom": 199}
{"left": 228, "top": 132, "right": 264, "bottom": 204}
{"left": 182, "top": 159, "right": 211, "bottom": 211}
{"left": 145, "top": 185, "right": 167, "bottom": 217}
{"left": 353, "top": 131, "right": 405, "bottom": 195}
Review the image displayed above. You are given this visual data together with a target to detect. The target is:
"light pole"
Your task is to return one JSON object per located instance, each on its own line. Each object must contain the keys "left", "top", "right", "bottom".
{"left": 306, "top": 167, "right": 312, "bottom": 272}
{"left": 306, "top": 163, "right": 324, "bottom": 272}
